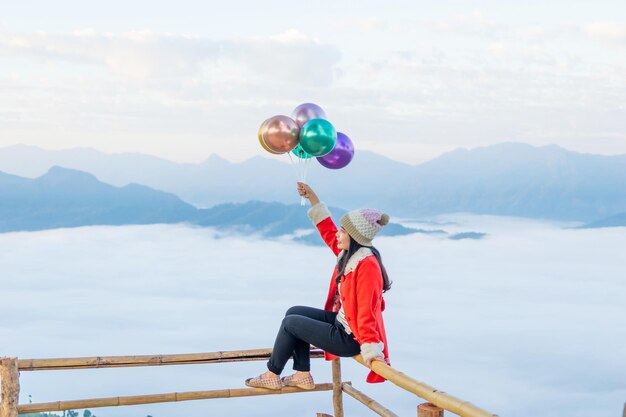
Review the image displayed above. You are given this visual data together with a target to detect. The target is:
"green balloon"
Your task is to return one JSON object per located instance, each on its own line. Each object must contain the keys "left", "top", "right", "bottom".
{"left": 292, "top": 144, "right": 313, "bottom": 159}
{"left": 299, "top": 118, "right": 337, "bottom": 157}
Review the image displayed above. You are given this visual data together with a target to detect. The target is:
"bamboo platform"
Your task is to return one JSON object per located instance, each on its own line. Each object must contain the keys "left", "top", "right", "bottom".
{"left": 1, "top": 348, "right": 499, "bottom": 417}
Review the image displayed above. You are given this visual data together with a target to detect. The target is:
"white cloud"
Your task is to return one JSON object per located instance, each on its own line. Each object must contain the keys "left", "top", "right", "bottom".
{"left": 1, "top": 12, "right": 626, "bottom": 164}
{"left": 0, "top": 28, "right": 341, "bottom": 161}
{"left": 1, "top": 219, "right": 625, "bottom": 417}
{"left": 583, "top": 22, "right": 626, "bottom": 46}
{"left": 0, "top": 29, "right": 220, "bottom": 77}
{"left": 227, "top": 29, "right": 340, "bottom": 88}
{"left": 0, "top": 29, "right": 340, "bottom": 82}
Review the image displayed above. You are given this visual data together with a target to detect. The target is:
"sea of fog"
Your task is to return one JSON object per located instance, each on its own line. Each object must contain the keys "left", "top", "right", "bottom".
{"left": 1, "top": 215, "right": 624, "bottom": 417}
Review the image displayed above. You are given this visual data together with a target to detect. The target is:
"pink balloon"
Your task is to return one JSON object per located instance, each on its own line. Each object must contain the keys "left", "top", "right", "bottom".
{"left": 291, "top": 103, "right": 327, "bottom": 128}
{"left": 261, "top": 115, "right": 299, "bottom": 153}
{"left": 258, "top": 119, "right": 282, "bottom": 155}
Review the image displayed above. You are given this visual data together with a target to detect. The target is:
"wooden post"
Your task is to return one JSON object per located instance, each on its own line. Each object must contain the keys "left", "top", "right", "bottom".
{"left": 418, "top": 402, "right": 444, "bottom": 417}
{"left": 0, "top": 357, "right": 19, "bottom": 417}
{"left": 332, "top": 358, "right": 343, "bottom": 417}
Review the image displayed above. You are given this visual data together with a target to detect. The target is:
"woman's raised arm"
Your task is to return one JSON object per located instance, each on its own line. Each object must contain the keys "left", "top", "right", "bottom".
{"left": 298, "top": 182, "right": 341, "bottom": 256}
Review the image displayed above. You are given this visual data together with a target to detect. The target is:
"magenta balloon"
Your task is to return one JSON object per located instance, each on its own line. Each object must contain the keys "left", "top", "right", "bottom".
{"left": 317, "top": 131, "right": 354, "bottom": 169}
{"left": 261, "top": 115, "right": 299, "bottom": 153}
{"left": 291, "top": 103, "right": 327, "bottom": 128}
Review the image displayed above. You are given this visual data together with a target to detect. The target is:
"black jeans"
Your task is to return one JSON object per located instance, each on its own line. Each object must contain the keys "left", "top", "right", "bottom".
{"left": 266, "top": 305, "right": 361, "bottom": 375}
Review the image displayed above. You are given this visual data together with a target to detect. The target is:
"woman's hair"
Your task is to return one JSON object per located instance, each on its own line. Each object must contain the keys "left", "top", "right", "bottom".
{"left": 335, "top": 235, "right": 392, "bottom": 292}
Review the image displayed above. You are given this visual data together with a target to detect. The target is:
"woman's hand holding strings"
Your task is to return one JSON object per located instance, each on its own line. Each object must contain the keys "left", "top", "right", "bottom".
{"left": 297, "top": 182, "right": 320, "bottom": 206}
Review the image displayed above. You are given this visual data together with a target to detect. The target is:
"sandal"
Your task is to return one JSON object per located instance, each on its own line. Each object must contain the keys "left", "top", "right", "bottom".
{"left": 245, "top": 373, "right": 282, "bottom": 390}
{"left": 281, "top": 373, "right": 315, "bottom": 390}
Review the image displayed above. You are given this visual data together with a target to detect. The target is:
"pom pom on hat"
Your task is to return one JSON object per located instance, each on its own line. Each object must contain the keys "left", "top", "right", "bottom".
{"left": 340, "top": 208, "right": 390, "bottom": 247}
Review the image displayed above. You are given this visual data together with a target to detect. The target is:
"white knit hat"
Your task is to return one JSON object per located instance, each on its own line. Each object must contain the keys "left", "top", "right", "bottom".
{"left": 340, "top": 208, "right": 390, "bottom": 247}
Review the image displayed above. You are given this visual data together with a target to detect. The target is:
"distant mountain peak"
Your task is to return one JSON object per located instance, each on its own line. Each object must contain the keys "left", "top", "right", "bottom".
{"left": 3, "top": 143, "right": 41, "bottom": 151}
{"left": 425, "top": 142, "right": 577, "bottom": 168}
{"left": 202, "top": 154, "right": 231, "bottom": 165}
{"left": 39, "top": 166, "right": 101, "bottom": 184}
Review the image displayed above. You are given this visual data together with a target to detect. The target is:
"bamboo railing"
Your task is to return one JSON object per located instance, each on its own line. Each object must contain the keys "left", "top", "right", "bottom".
{"left": 17, "top": 348, "right": 323, "bottom": 371}
{"left": 16, "top": 384, "right": 335, "bottom": 414}
{"left": 341, "top": 382, "right": 399, "bottom": 417}
{"left": 353, "top": 355, "right": 497, "bottom": 417}
{"left": 3, "top": 349, "right": 338, "bottom": 417}
{"left": 0, "top": 349, "right": 499, "bottom": 417}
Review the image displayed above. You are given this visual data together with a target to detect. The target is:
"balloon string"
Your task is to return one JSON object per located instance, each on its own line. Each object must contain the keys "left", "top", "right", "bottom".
{"left": 287, "top": 151, "right": 306, "bottom": 206}
{"left": 303, "top": 157, "right": 310, "bottom": 184}
{"left": 299, "top": 154, "right": 303, "bottom": 182}
{"left": 287, "top": 151, "right": 300, "bottom": 182}
{"left": 300, "top": 156, "right": 307, "bottom": 206}
{"left": 299, "top": 157, "right": 309, "bottom": 208}
{"left": 298, "top": 153, "right": 302, "bottom": 182}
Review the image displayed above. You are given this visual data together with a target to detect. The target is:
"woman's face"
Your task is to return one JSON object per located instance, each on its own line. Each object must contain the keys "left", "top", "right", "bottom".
{"left": 336, "top": 227, "right": 351, "bottom": 251}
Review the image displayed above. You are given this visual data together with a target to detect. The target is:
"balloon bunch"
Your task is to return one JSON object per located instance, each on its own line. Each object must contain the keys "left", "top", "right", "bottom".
{"left": 258, "top": 103, "right": 355, "bottom": 204}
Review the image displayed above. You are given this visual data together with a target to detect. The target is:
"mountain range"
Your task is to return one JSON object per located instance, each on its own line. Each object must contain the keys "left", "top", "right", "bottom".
{"left": 0, "top": 166, "right": 429, "bottom": 241}
{"left": 1, "top": 142, "right": 625, "bottom": 222}
{"left": 578, "top": 212, "right": 626, "bottom": 229}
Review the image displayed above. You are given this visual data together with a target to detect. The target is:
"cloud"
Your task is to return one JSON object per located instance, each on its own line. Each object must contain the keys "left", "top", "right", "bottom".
{"left": 0, "top": 29, "right": 340, "bottom": 83}
{"left": 0, "top": 28, "right": 341, "bottom": 159}
{"left": 582, "top": 22, "right": 626, "bottom": 46}
{"left": 1, "top": 17, "right": 626, "bottom": 163}
{"left": 1, "top": 219, "right": 625, "bottom": 417}
{"left": 228, "top": 29, "right": 341, "bottom": 88}
{"left": 0, "top": 29, "right": 220, "bottom": 77}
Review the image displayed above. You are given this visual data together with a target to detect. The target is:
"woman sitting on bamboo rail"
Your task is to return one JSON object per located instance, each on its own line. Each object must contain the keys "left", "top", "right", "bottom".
{"left": 245, "top": 182, "right": 391, "bottom": 390}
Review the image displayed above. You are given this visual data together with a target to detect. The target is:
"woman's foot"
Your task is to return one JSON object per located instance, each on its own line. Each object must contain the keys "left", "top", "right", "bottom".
{"left": 281, "top": 371, "right": 315, "bottom": 390}
{"left": 245, "top": 370, "right": 282, "bottom": 390}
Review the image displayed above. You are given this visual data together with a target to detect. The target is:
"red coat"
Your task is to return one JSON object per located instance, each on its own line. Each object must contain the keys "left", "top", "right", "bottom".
{"left": 315, "top": 215, "right": 390, "bottom": 383}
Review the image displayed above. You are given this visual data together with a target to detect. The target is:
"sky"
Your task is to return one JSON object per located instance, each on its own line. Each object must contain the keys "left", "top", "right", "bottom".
{"left": 1, "top": 217, "right": 625, "bottom": 417}
{"left": 1, "top": 0, "right": 626, "bottom": 164}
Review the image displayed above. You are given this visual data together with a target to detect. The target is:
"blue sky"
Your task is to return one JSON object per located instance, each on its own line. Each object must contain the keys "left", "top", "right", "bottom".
{"left": 1, "top": 0, "right": 625, "bottom": 163}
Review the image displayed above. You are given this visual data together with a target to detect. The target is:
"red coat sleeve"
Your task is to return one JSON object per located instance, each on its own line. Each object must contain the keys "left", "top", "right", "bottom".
{"left": 308, "top": 203, "right": 341, "bottom": 256}
{"left": 316, "top": 217, "right": 341, "bottom": 256}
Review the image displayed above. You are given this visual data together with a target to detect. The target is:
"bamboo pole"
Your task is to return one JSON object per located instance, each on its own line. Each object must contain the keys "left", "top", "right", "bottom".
{"left": 341, "top": 383, "right": 398, "bottom": 417}
{"left": 18, "top": 348, "right": 325, "bottom": 371}
{"left": 0, "top": 357, "right": 19, "bottom": 417}
{"left": 353, "top": 355, "right": 497, "bottom": 417}
{"left": 331, "top": 358, "right": 343, "bottom": 417}
{"left": 17, "top": 384, "right": 334, "bottom": 414}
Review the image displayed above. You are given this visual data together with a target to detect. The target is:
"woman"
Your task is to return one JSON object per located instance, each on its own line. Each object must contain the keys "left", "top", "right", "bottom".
{"left": 245, "top": 182, "right": 391, "bottom": 390}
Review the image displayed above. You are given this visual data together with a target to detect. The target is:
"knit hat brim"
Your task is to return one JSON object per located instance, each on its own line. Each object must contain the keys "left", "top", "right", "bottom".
{"left": 339, "top": 208, "right": 389, "bottom": 247}
{"left": 340, "top": 215, "right": 372, "bottom": 246}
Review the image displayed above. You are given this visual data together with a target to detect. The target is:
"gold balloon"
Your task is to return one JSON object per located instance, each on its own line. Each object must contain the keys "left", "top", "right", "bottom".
{"left": 261, "top": 115, "right": 299, "bottom": 153}
{"left": 258, "top": 119, "right": 282, "bottom": 155}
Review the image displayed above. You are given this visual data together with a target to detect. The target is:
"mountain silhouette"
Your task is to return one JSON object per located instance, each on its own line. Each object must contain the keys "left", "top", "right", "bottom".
{"left": 1, "top": 142, "right": 625, "bottom": 221}
{"left": 0, "top": 167, "right": 422, "bottom": 239}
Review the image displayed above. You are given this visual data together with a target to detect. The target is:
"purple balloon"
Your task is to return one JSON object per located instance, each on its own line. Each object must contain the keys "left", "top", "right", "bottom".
{"left": 317, "top": 132, "right": 354, "bottom": 169}
{"left": 291, "top": 103, "right": 327, "bottom": 128}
